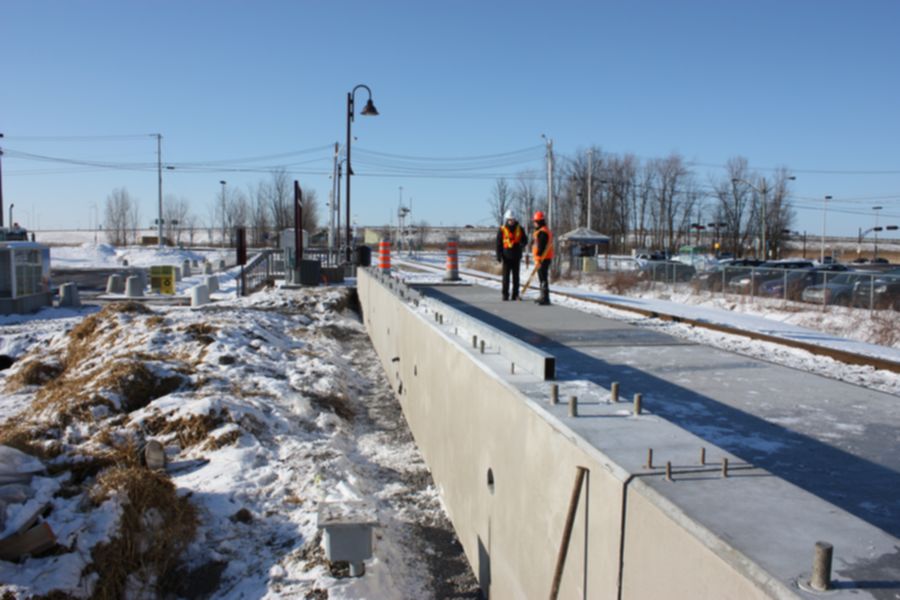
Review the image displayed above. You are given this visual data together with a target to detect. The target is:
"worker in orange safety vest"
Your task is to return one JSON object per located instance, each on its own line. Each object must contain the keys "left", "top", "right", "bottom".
{"left": 532, "top": 210, "right": 554, "bottom": 305}
{"left": 495, "top": 210, "right": 528, "bottom": 300}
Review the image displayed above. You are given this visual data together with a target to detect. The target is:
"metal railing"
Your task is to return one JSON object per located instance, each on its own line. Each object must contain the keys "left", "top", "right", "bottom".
{"left": 240, "top": 250, "right": 277, "bottom": 296}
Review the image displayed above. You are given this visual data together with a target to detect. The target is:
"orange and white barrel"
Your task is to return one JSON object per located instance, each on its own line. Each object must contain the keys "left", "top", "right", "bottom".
{"left": 378, "top": 238, "right": 392, "bottom": 275}
{"left": 444, "top": 236, "right": 460, "bottom": 281}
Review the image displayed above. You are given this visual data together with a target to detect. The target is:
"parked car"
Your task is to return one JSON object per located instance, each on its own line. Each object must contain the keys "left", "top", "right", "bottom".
{"left": 758, "top": 265, "right": 850, "bottom": 300}
{"left": 852, "top": 269, "right": 900, "bottom": 309}
{"left": 725, "top": 260, "right": 816, "bottom": 295}
{"left": 693, "top": 258, "right": 763, "bottom": 291}
{"left": 640, "top": 260, "right": 696, "bottom": 282}
{"left": 801, "top": 272, "right": 873, "bottom": 306}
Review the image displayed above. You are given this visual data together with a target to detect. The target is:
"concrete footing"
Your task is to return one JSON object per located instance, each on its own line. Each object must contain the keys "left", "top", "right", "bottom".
{"left": 106, "top": 274, "right": 125, "bottom": 294}
{"left": 59, "top": 283, "right": 80, "bottom": 308}
{"left": 191, "top": 284, "right": 210, "bottom": 307}
{"left": 125, "top": 275, "right": 144, "bottom": 298}
{"left": 182, "top": 259, "right": 192, "bottom": 277}
{"left": 204, "top": 275, "right": 219, "bottom": 293}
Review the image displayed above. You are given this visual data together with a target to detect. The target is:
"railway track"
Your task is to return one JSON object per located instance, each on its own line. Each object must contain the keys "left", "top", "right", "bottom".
{"left": 394, "top": 257, "right": 900, "bottom": 375}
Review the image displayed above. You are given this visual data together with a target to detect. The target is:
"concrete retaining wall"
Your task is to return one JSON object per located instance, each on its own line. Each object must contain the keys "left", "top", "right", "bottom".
{"left": 357, "top": 268, "right": 897, "bottom": 599}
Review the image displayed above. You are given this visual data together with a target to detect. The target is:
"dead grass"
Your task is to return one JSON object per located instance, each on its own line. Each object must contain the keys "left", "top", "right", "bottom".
{"left": 183, "top": 322, "right": 217, "bottom": 346}
{"left": 88, "top": 466, "right": 198, "bottom": 600}
{"left": 606, "top": 271, "right": 644, "bottom": 295}
{"left": 202, "top": 428, "right": 241, "bottom": 451}
{"left": 0, "top": 422, "right": 63, "bottom": 460}
{"left": 96, "top": 361, "right": 185, "bottom": 412}
{"left": 466, "top": 254, "right": 502, "bottom": 275}
{"left": 869, "top": 310, "right": 900, "bottom": 347}
{"left": 142, "top": 409, "right": 228, "bottom": 450}
{"left": 5, "top": 359, "right": 64, "bottom": 390}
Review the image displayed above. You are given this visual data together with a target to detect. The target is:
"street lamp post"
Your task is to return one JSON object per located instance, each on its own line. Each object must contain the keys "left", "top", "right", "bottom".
{"left": 219, "top": 180, "right": 227, "bottom": 247}
{"left": 154, "top": 134, "right": 163, "bottom": 248}
{"left": 0, "top": 132, "right": 5, "bottom": 228}
{"left": 821, "top": 195, "right": 832, "bottom": 263}
{"left": 873, "top": 206, "right": 883, "bottom": 260}
{"left": 345, "top": 84, "right": 379, "bottom": 263}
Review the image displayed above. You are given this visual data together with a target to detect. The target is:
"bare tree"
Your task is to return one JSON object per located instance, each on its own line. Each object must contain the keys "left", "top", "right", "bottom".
{"left": 251, "top": 181, "right": 271, "bottom": 246}
{"left": 269, "top": 169, "right": 292, "bottom": 234}
{"left": 713, "top": 157, "right": 753, "bottom": 257}
{"left": 488, "top": 178, "right": 513, "bottom": 225}
{"left": 163, "top": 195, "right": 190, "bottom": 245}
{"left": 514, "top": 170, "right": 540, "bottom": 224}
{"left": 184, "top": 212, "right": 199, "bottom": 246}
{"left": 104, "top": 187, "right": 129, "bottom": 246}
{"left": 305, "top": 188, "right": 320, "bottom": 234}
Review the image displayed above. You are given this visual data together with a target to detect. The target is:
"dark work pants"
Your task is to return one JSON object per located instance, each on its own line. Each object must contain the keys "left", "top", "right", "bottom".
{"left": 538, "top": 259, "right": 551, "bottom": 303}
{"left": 501, "top": 257, "right": 521, "bottom": 299}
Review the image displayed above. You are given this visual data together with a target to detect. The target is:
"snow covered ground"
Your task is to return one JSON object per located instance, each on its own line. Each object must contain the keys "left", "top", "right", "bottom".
{"left": 0, "top": 285, "right": 477, "bottom": 598}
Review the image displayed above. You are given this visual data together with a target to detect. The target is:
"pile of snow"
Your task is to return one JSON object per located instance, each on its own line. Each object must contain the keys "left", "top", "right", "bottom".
{"left": 0, "top": 288, "right": 475, "bottom": 598}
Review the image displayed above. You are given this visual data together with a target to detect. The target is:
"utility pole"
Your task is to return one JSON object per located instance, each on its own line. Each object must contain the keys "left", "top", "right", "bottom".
{"left": 220, "top": 180, "right": 227, "bottom": 247}
{"left": 543, "top": 136, "right": 554, "bottom": 231}
{"left": 821, "top": 195, "right": 832, "bottom": 263}
{"left": 586, "top": 148, "right": 593, "bottom": 229}
{"left": 155, "top": 134, "right": 163, "bottom": 248}
{"left": 330, "top": 142, "right": 339, "bottom": 264}
{"left": 759, "top": 178, "right": 768, "bottom": 260}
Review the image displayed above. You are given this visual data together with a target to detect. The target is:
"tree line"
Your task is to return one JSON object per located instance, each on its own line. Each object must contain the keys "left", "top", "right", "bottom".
{"left": 103, "top": 169, "right": 319, "bottom": 247}
{"left": 489, "top": 150, "right": 795, "bottom": 258}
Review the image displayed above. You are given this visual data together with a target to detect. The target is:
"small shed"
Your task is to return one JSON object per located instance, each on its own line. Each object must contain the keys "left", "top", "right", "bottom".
{"left": 559, "top": 228, "right": 611, "bottom": 271}
{"left": 0, "top": 242, "right": 52, "bottom": 314}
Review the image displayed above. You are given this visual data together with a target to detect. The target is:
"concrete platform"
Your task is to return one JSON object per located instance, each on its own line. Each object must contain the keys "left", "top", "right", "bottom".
{"left": 417, "top": 283, "right": 900, "bottom": 540}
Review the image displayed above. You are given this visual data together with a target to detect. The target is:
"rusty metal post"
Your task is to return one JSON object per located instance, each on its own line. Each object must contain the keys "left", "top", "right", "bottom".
{"left": 810, "top": 541, "right": 833, "bottom": 592}
{"left": 549, "top": 466, "right": 588, "bottom": 600}
{"left": 645, "top": 448, "right": 654, "bottom": 469}
{"left": 610, "top": 381, "right": 619, "bottom": 403}
{"left": 633, "top": 393, "right": 642, "bottom": 415}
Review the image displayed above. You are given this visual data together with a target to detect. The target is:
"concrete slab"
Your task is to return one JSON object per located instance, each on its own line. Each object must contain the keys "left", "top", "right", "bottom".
{"left": 418, "top": 283, "right": 900, "bottom": 542}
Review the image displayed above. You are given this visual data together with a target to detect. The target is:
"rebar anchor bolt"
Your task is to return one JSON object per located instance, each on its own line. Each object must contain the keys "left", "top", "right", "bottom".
{"left": 633, "top": 393, "right": 642, "bottom": 415}
{"left": 568, "top": 396, "right": 578, "bottom": 417}
{"left": 550, "top": 384, "right": 559, "bottom": 405}
{"left": 610, "top": 382, "right": 619, "bottom": 403}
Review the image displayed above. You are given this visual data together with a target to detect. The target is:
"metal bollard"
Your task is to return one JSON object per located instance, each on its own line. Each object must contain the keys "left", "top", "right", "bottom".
{"left": 633, "top": 393, "right": 642, "bottom": 415}
{"left": 472, "top": 335, "right": 478, "bottom": 348}
{"left": 810, "top": 541, "right": 833, "bottom": 592}
{"left": 610, "top": 382, "right": 619, "bottom": 403}
{"left": 550, "top": 384, "right": 559, "bottom": 405}
{"left": 480, "top": 340, "right": 485, "bottom": 354}
{"left": 568, "top": 396, "right": 578, "bottom": 417}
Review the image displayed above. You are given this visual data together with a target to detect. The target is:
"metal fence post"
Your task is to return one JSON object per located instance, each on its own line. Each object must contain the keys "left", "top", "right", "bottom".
{"left": 870, "top": 274, "right": 875, "bottom": 313}
{"left": 783, "top": 270, "right": 788, "bottom": 302}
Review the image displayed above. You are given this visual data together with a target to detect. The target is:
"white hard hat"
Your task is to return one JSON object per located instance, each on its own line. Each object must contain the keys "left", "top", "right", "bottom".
{"left": 503, "top": 210, "right": 515, "bottom": 221}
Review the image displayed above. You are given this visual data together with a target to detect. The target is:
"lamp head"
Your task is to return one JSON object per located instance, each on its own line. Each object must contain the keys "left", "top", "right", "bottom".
{"left": 361, "top": 99, "right": 379, "bottom": 116}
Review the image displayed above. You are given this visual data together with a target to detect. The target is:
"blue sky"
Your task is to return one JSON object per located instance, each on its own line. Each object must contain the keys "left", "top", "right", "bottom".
{"left": 2, "top": 0, "right": 899, "bottom": 237}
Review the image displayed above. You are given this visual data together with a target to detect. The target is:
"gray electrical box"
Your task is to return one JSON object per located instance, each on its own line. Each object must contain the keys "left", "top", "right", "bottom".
{"left": 317, "top": 501, "right": 378, "bottom": 577}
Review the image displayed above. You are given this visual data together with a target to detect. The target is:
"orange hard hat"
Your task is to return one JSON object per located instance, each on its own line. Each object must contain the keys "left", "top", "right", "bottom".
{"left": 533, "top": 210, "right": 545, "bottom": 221}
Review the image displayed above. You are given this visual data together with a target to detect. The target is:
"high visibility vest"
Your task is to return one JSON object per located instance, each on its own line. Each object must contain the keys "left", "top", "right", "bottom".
{"left": 501, "top": 224, "right": 524, "bottom": 249}
{"left": 533, "top": 226, "right": 554, "bottom": 261}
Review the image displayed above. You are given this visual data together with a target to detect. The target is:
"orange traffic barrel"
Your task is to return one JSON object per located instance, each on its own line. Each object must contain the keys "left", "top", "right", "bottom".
{"left": 378, "top": 238, "right": 392, "bottom": 274}
{"left": 444, "top": 236, "right": 460, "bottom": 281}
